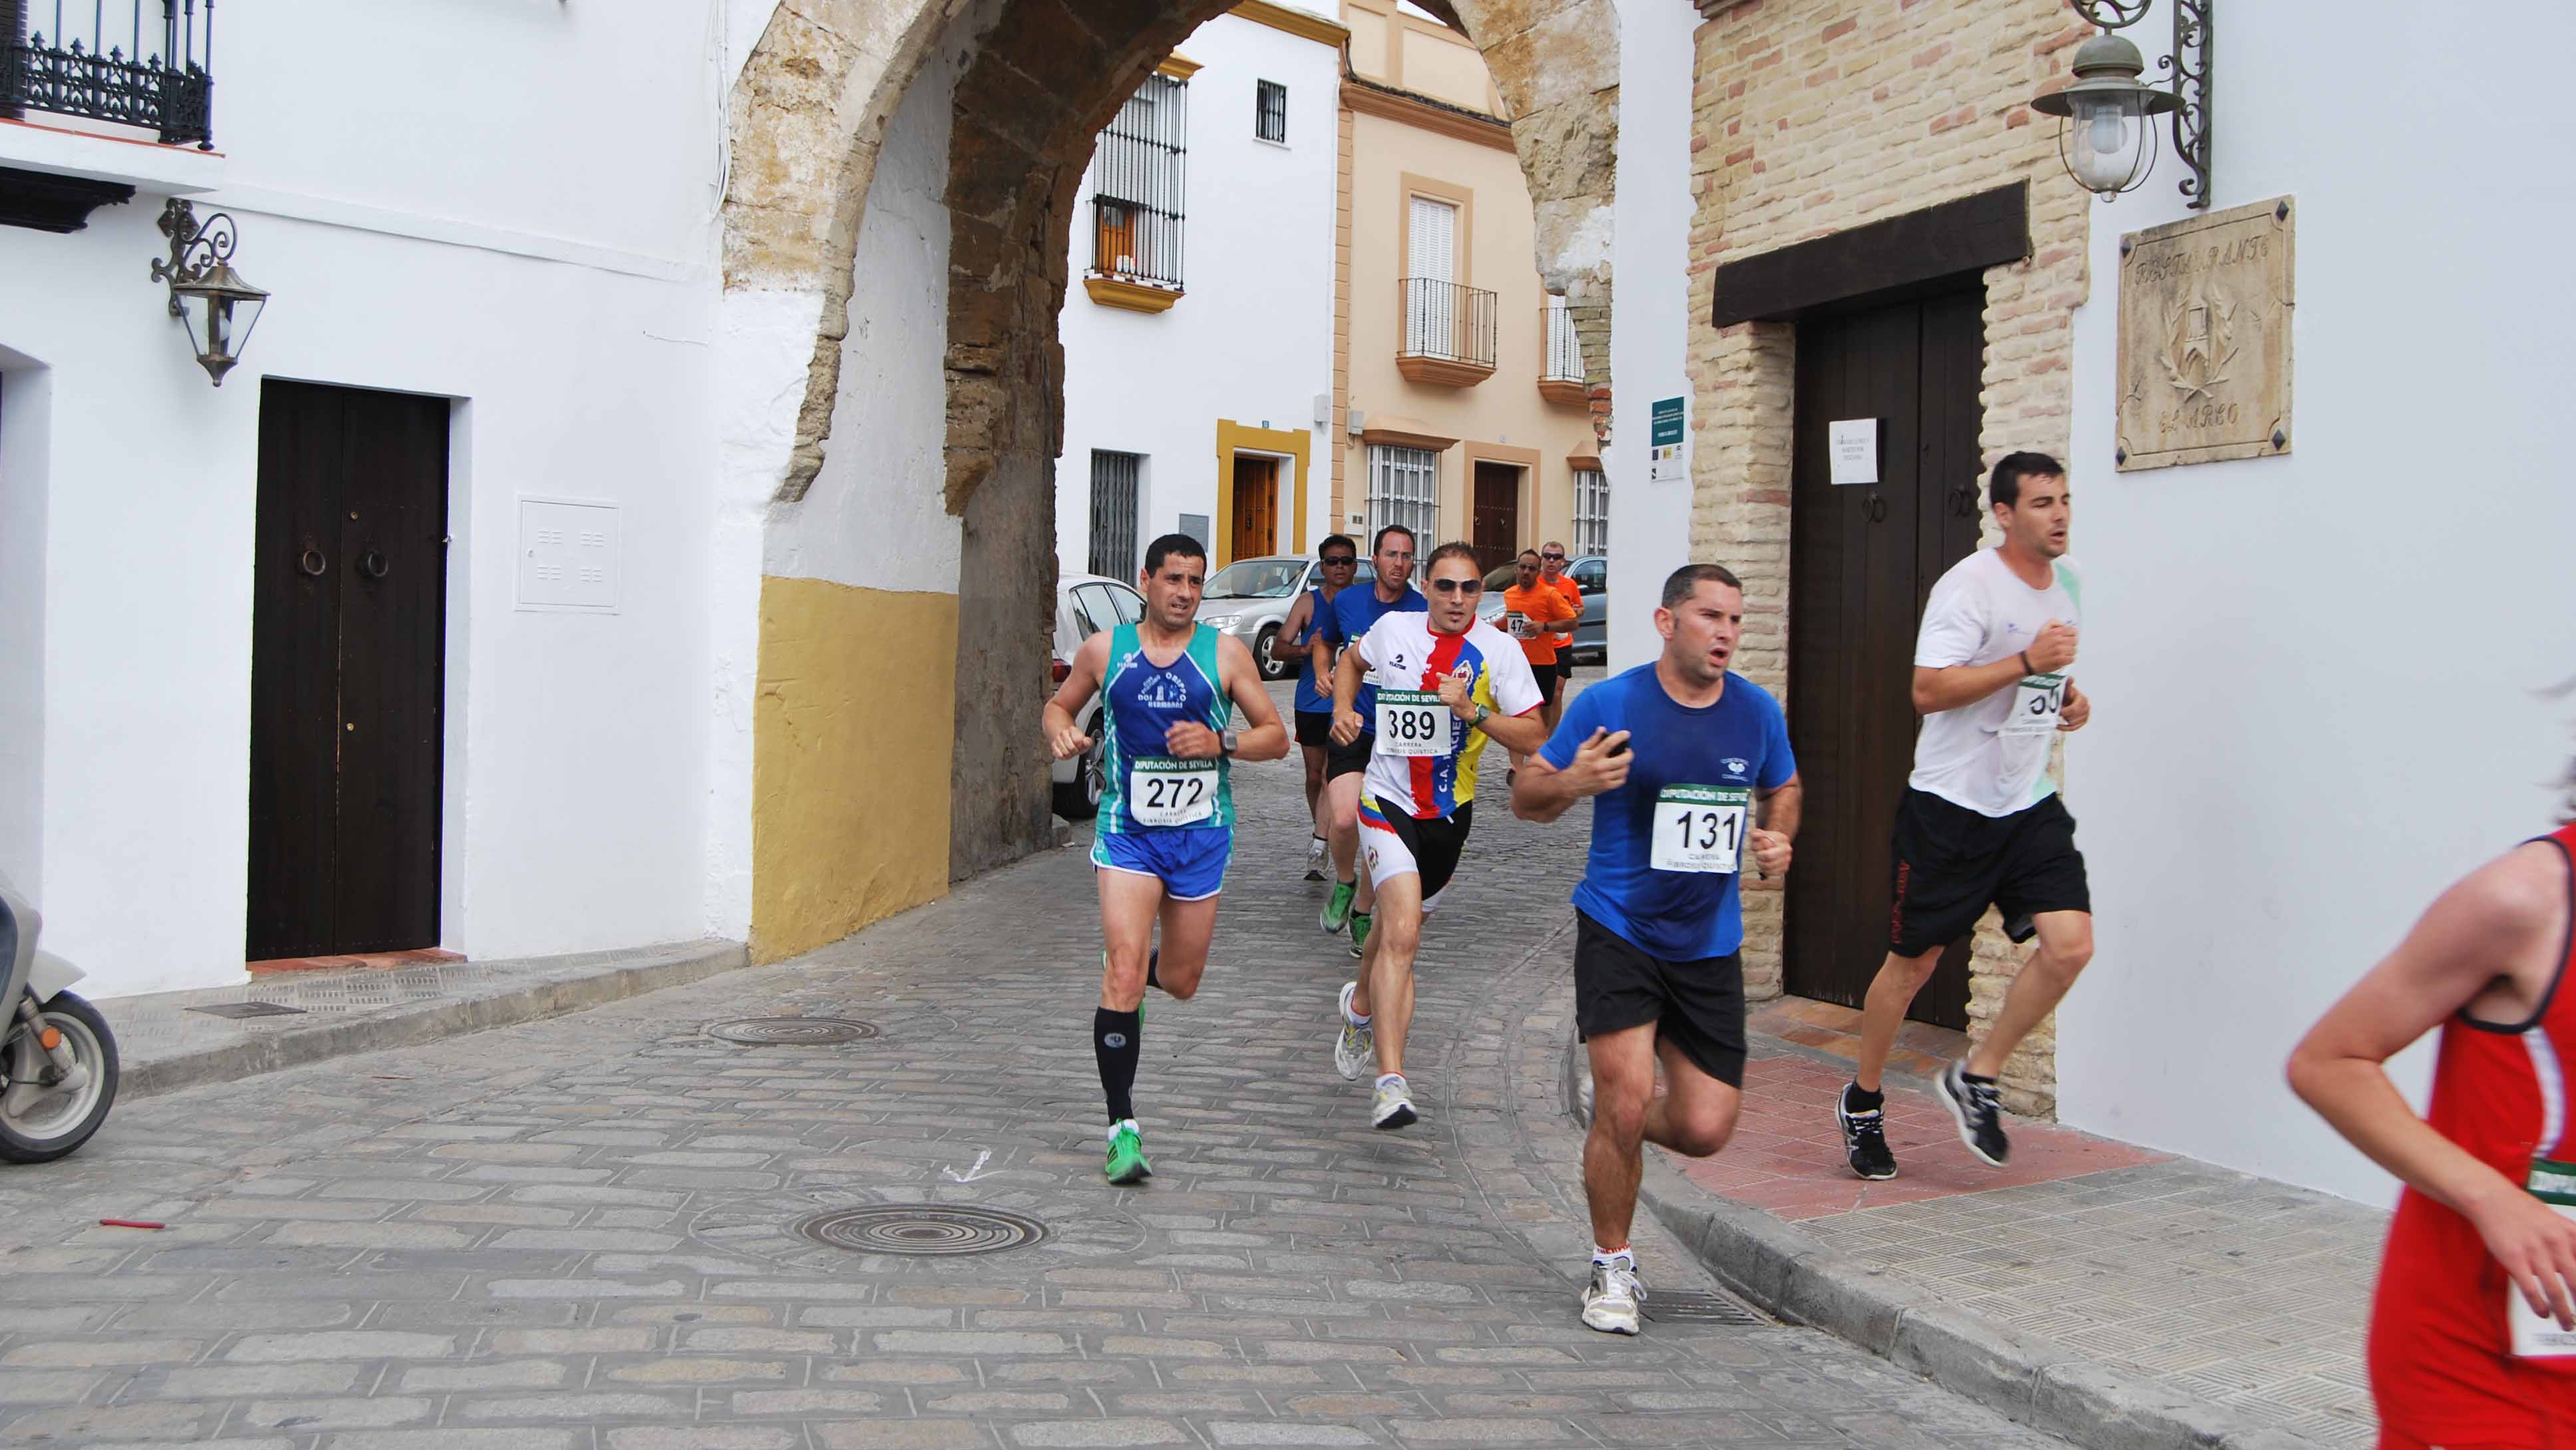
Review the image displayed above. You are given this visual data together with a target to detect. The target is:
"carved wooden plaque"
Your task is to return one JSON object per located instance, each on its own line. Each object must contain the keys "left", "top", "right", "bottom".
{"left": 2116, "top": 196, "right": 2295, "bottom": 471}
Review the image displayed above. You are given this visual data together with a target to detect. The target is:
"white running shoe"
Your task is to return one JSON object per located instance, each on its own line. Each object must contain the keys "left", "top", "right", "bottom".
{"left": 1581, "top": 1259, "right": 1645, "bottom": 1335}
{"left": 1372, "top": 1075, "right": 1417, "bottom": 1130}
{"left": 1304, "top": 836, "right": 1327, "bottom": 883}
{"left": 1334, "top": 982, "right": 1374, "bottom": 1081}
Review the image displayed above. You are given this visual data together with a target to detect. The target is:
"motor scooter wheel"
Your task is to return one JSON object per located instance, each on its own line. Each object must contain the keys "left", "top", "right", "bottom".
{"left": 0, "top": 991, "right": 119, "bottom": 1164}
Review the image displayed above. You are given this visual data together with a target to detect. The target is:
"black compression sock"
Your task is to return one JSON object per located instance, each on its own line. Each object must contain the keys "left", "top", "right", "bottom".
{"left": 1961, "top": 1068, "right": 1998, "bottom": 1086}
{"left": 1145, "top": 950, "right": 1161, "bottom": 993}
{"left": 1844, "top": 1084, "right": 1884, "bottom": 1113}
{"left": 1094, "top": 1007, "right": 1142, "bottom": 1123}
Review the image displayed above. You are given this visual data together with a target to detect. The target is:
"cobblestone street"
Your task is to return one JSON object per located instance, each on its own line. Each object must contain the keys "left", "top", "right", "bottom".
{"left": 0, "top": 680, "right": 2075, "bottom": 1449}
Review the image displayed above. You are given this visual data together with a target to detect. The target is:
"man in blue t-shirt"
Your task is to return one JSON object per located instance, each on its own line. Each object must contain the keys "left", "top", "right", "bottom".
{"left": 1308, "top": 525, "right": 1426, "bottom": 958}
{"left": 1514, "top": 562, "right": 1801, "bottom": 1338}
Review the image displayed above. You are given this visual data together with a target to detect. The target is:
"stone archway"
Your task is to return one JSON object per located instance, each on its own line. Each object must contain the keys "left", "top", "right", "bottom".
{"left": 721, "top": 0, "right": 1624, "bottom": 917}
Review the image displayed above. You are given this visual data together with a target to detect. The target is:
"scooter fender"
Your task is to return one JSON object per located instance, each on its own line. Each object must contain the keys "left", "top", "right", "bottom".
{"left": 27, "top": 948, "right": 84, "bottom": 1002}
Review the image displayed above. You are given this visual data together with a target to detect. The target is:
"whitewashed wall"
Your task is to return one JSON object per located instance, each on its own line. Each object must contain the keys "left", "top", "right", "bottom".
{"left": 1052, "top": 11, "right": 1341, "bottom": 577}
{"left": 2056, "top": 0, "right": 2576, "bottom": 1202}
{"left": 1603, "top": 0, "right": 1698, "bottom": 672}
{"left": 0, "top": 1, "right": 725, "bottom": 996}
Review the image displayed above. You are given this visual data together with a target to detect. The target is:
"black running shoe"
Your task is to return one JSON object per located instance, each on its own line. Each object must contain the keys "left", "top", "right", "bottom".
{"left": 1935, "top": 1060, "right": 2009, "bottom": 1167}
{"left": 1837, "top": 1085, "right": 1897, "bottom": 1181}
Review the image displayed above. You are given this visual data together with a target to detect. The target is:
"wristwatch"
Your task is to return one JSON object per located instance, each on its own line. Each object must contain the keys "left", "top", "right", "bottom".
{"left": 1220, "top": 730, "right": 1241, "bottom": 757}
{"left": 1470, "top": 704, "right": 1492, "bottom": 730}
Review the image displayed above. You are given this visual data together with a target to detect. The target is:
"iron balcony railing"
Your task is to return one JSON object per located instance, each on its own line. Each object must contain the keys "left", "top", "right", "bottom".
{"left": 1, "top": 0, "right": 215, "bottom": 148}
{"left": 1543, "top": 299, "right": 1584, "bottom": 383}
{"left": 1398, "top": 277, "right": 1498, "bottom": 369}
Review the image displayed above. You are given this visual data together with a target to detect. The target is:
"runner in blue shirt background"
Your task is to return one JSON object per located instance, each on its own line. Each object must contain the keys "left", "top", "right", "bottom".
{"left": 1514, "top": 561, "right": 1801, "bottom": 1338}
{"left": 1309, "top": 525, "right": 1427, "bottom": 958}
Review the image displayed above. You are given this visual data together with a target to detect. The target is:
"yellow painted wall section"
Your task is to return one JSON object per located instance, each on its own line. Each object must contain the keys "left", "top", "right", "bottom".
{"left": 752, "top": 575, "right": 959, "bottom": 964}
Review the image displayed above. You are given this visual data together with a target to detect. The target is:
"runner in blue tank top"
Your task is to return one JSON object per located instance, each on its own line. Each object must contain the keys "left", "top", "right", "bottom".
{"left": 1311, "top": 525, "right": 1427, "bottom": 958}
{"left": 1274, "top": 535, "right": 1361, "bottom": 881}
{"left": 1046, "top": 534, "right": 1289, "bottom": 1185}
{"left": 1514, "top": 563, "right": 1802, "bottom": 1338}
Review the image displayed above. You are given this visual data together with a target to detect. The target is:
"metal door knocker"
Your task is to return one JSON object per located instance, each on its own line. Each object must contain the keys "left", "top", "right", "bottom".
{"left": 359, "top": 550, "right": 389, "bottom": 580}
{"left": 1865, "top": 492, "right": 1889, "bottom": 523}
{"left": 297, "top": 547, "right": 327, "bottom": 577}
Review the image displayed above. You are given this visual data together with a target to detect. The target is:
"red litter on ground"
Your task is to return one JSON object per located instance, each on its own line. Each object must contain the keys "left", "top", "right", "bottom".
{"left": 97, "top": 1219, "right": 164, "bottom": 1230}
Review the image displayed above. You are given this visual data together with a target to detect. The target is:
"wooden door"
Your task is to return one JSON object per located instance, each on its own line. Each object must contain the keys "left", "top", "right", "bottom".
{"left": 1229, "top": 456, "right": 1276, "bottom": 563}
{"left": 1471, "top": 462, "right": 1519, "bottom": 573}
{"left": 247, "top": 381, "right": 449, "bottom": 960}
{"left": 1784, "top": 287, "right": 1985, "bottom": 1027}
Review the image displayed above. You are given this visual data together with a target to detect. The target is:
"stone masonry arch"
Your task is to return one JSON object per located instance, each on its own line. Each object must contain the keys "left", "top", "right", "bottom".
{"left": 722, "top": 0, "right": 1623, "bottom": 897}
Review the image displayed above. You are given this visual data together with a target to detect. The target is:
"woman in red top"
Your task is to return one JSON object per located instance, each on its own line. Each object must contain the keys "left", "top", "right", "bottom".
{"left": 2291, "top": 809, "right": 2576, "bottom": 1449}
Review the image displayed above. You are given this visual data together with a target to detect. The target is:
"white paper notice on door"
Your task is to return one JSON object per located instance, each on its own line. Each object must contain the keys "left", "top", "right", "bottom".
{"left": 1829, "top": 420, "right": 1879, "bottom": 486}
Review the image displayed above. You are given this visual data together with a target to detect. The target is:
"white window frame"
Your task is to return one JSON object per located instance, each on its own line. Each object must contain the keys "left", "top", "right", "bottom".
{"left": 1367, "top": 444, "right": 1440, "bottom": 545}
{"left": 1573, "top": 466, "right": 1609, "bottom": 559}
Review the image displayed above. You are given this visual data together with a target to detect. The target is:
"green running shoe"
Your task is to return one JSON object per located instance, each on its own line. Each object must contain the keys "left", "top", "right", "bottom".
{"left": 1347, "top": 910, "right": 1372, "bottom": 960}
{"left": 1320, "top": 879, "right": 1355, "bottom": 934}
{"left": 1104, "top": 1120, "right": 1152, "bottom": 1185}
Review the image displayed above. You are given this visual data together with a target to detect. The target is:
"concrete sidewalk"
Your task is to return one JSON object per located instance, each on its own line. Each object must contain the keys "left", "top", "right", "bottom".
{"left": 1561, "top": 989, "right": 2384, "bottom": 1450}
{"left": 94, "top": 936, "right": 750, "bottom": 1100}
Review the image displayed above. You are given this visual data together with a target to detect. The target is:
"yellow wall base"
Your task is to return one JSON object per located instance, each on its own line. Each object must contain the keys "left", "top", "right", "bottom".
{"left": 752, "top": 575, "right": 960, "bottom": 964}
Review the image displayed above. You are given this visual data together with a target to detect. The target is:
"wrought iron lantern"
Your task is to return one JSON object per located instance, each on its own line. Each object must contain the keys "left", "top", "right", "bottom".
{"left": 2030, "top": 0, "right": 2211, "bottom": 209}
{"left": 149, "top": 200, "right": 269, "bottom": 386}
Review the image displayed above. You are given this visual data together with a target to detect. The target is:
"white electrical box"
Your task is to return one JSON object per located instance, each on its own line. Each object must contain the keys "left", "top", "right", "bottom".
{"left": 517, "top": 497, "right": 621, "bottom": 613}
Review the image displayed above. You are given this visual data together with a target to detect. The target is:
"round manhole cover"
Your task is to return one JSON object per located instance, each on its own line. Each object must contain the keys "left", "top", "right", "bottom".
{"left": 793, "top": 1204, "right": 1048, "bottom": 1257}
{"left": 705, "top": 1017, "right": 880, "bottom": 1046}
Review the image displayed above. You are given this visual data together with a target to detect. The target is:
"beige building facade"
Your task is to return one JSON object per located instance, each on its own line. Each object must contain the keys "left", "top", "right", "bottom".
{"left": 1333, "top": 1, "right": 1609, "bottom": 574}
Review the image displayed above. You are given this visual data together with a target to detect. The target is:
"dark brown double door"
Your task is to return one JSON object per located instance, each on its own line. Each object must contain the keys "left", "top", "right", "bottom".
{"left": 247, "top": 381, "right": 449, "bottom": 961}
{"left": 1471, "top": 462, "right": 1520, "bottom": 574}
{"left": 1784, "top": 287, "right": 1985, "bottom": 1028}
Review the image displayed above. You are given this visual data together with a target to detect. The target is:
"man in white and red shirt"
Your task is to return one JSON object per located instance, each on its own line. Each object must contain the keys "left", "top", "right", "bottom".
{"left": 1326, "top": 542, "right": 1547, "bottom": 1131}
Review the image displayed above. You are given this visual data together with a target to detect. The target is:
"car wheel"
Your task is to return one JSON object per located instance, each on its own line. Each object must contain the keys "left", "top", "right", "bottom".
{"left": 1254, "top": 625, "right": 1286, "bottom": 682}
{"left": 1052, "top": 730, "right": 1106, "bottom": 821}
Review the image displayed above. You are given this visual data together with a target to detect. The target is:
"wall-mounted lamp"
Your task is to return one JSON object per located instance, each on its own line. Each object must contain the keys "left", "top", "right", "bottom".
{"left": 150, "top": 200, "right": 269, "bottom": 386}
{"left": 2030, "top": 0, "right": 2211, "bottom": 210}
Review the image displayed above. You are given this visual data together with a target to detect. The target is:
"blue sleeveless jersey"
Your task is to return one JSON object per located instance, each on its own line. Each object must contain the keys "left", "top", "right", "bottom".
{"left": 1293, "top": 587, "right": 1333, "bottom": 715}
{"left": 1097, "top": 623, "right": 1233, "bottom": 835}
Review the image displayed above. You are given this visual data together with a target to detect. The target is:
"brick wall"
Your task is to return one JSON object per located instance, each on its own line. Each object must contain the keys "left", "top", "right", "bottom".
{"left": 1687, "top": 0, "right": 2095, "bottom": 1116}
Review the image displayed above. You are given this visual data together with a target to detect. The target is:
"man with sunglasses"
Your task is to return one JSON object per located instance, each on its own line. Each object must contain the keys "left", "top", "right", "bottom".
{"left": 1275, "top": 536, "right": 1361, "bottom": 880}
{"left": 1501, "top": 547, "right": 1582, "bottom": 777}
{"left": 1313, "top": 525, "right": 1426, "bottom": 956}
{"left": 1327, "top": 543, "right": 1549, "bottom": 1129}
{"left": 1537, "top": 543, "right": 1584, "bottom": 734}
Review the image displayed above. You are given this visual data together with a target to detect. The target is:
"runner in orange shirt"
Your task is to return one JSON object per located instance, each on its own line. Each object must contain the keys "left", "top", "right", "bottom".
{"left": 1539, "top": 541, "right": 1585, "bottom": 734}
{"left": 1500, "top": 548, "right": 1581, "bottom": 778}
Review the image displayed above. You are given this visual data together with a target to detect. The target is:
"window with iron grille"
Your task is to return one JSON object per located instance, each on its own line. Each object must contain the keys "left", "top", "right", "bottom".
{"left": 1544, "top": 296, "right": 1583, "bottom": 382}
{"left": 1254, "top": 80, "right": 1287, "bottom": 144}
{"left": 1573, "top": 467, "right": 1609, "bottom": 559}
{"left": 1366, "top": 445, "right": 1439, "bottom": 544}
{"left": 1088, "top": 72, "right": 1188, "bottom": 291}
{"left": 1088, "top": 451, "right": 1143, "bottom": 580}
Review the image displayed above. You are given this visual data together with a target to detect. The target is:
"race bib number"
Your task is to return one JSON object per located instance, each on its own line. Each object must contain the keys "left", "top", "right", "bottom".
{"left": 1375, "top": 689, "right": 1449, "bottom": 758}
{"left": 2511, "top": 1160, "right": 2576, "bottom": 1357}
{"left": 1650, "top": 784, "right": 1749, "bottom": 875}
{"left": 1504, "top": 612, "right": 1534, "bottom": 640}
{"left": 1128, "top": 758, "right": 1217, "bottom": 827}
{"left": 2003, "top": 673, "right": 2066, "bottom": 738}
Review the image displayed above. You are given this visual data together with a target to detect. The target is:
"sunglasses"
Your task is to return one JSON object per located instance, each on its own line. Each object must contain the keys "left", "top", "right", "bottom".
{"left": 1427, "top": 578, "right": 1484, "bottom": 595}
{"left": 1540, "top": 551, "right": 1565, "bottom": 561}
{"left": 1321, "top": 555, "right": 1357, "bottom": 566}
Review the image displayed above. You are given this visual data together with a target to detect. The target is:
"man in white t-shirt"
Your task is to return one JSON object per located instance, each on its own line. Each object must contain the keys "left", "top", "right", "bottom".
{"left": 1327, "top": 543, "right": 1549, "bottom": 1130}
{"left": 1835, "top": 452, "right": 2094, "bottom": 1179}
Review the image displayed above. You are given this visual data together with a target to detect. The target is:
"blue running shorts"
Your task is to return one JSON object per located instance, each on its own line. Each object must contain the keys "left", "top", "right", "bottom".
{"left": 1090, "top": 829, "right": 1233, "bottom": 902}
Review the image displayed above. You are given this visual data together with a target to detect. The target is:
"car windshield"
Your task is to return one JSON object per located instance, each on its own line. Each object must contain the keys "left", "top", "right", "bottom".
{"left": 1203, "top": 559, "right": 1305, "bottom": 599}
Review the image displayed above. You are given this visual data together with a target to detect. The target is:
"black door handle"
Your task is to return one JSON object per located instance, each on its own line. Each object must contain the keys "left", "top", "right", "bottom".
{"left": 359, "top": 550, "right": 389, "bottom": 580}
{"left": 297, "top": 546, "right": 327, "bottom": 577}
{"left": 1865, "top": 493, "right": 1887, "bottom": 523}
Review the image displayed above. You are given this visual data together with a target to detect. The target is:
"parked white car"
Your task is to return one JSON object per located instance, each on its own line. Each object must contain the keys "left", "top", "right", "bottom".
{"left": 1194, "top": 554, "right": 1376, "bottom": 681}
{"left": 1049, "top": 572, "right": 1146, "bottom": 821}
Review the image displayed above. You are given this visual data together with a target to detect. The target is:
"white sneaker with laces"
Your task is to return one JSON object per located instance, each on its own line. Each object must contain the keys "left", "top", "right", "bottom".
{"left": 1371, "top": 1075, "right": 1416, "bottom": 1130}
{"left": 1304, "top": 837, "right": 1327, "bottom": 883}
{"left": 1334, "top": 982, "right": 1374, "bottom": 1082}
{"left": 1581, "top": 1259, "right": 1645, "bottom": 1335}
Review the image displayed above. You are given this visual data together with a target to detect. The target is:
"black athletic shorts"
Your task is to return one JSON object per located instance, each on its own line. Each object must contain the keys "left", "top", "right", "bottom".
{"left": 1359, "top": 798, "right": 1474, "bottom": 911}
{"left": 1887, "top": 788, "right": 2090, "bottom": 958}
{"left": 1572, "top": 910, "right": 1746, "bottom": 1088}
{"left": 1325, "top": 728, "right": 1372, "bottom": 781}
{"left": 1534, "top": 660, "right": 1566, "bottom": 704}
{"left": 1295, "top": 710, "right": 1334, "bottom": 749}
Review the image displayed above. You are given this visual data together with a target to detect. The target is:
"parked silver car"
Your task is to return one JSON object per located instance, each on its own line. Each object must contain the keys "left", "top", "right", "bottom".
{"left": 1048, "top": 571, "right": 1145, "bottom": 820}
{"left": 1194, "top": 554, "right": 1376, "bottom": 682}
{"left": 1477, "top": 553, "right": 1607, "bottom": 663}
